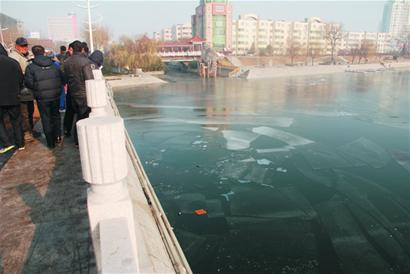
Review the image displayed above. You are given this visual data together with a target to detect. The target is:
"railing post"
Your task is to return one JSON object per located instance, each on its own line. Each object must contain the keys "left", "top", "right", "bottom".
{"left": 77, "top": 78, "right": 139, "bottom": 273}
{"left": 86, "top": 79, "right": 108, "bottom": 117}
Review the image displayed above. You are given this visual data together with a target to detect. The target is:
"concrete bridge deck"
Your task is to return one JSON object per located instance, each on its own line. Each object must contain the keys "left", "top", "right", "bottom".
{"left": 0, "top": 134, "right": 95, "bottom": 274}
{"left": 0, "top": 77, "right": 190, "bottom": 274}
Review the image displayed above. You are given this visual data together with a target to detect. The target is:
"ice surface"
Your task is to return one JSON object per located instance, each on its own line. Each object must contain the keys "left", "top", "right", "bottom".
{"left": 252, "top": 126, "right": 314, "bottom": 146}
{"left": 390, "top": 150, "right": 410, "bottom": 173}
{"left": 243, "top": 165, "right": 269, "bottom": 185}
{"left": 220, "top": 191, "right": 235, "bottom": 202}
{"left": 286, "top": 110, "right": 356, "bottom": 117}
{"left": 147, "top": 117, "right": 293, "bottom": 127}
{"left": 222, "top": 130, "right": 259, "bottom": 150}
{"left": 221, "top": 161, "right": 251, "bottom": 180}
{"left": 240, "top": 157, "right": 256, "bottom": 163}
{"left": 338, "top": 137, "right": 390, "bottom": 168}
{"left": 276, "top": 167, "right": 287, "bottom": 173}
{"left": 256, "top": 146, "right": 295, "bottom": 154}
{"left": 202, "top": 126, "right": 219, "bottom": 131}
{"left": 300, "top": 145, "right": 351, "bottom": 170}
{"left": 257, "top": 159, "right": 272, "bottom": 166}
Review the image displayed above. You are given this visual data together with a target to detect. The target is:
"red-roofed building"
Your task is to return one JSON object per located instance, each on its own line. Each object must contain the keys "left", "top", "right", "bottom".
{"left": 158, "top": 36, "right": 204, "bottom": 53}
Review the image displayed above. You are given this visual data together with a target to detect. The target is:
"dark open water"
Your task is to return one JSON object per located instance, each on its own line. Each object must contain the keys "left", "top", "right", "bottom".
{"left": 116, "top": 71, "right": 410, "bottom": 274}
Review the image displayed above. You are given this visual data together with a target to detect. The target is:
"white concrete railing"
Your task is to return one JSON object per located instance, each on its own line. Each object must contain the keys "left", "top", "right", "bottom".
{"left": 158, "top": 51, "right": 201, "bottom": 57}
{"left": 77, "top": 72, "right": 139, "bottom": 274}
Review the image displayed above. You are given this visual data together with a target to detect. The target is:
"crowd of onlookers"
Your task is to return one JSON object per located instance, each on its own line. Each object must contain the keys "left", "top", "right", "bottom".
{"left": 0, "top": 37, "right": 104, "bottom": 154}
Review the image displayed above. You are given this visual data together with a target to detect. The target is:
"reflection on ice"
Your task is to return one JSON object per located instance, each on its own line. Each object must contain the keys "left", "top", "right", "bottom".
{"left": 286, "top": 110, "right": 356, "bottom": 117}
{"left": 252, "top": 126, "right": 314, "bottom": 146}
{"left": 338, "top": 137, "right": 390, "bottom": 168}
{"left": 222, "top": 130, "right": 259, "bottom": 150}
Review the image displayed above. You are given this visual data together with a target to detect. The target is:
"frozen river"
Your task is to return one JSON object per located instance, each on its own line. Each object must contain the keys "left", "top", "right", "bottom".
{"left": 116, "top": 71, "right": 410, "bottom": 274}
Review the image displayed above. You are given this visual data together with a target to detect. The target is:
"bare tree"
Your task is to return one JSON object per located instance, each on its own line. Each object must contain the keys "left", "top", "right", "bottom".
{"left": 307, "top": 48, "right": 318, "bottom": 66}
{"left": 2, "top": 26, "right": 22, "bottom": 48}
{"left": 325, "top": 23, "right": 343, "bottom": 65}
{"left": 82, "top": 24, "right": 111, "bottom": 51}
{"left": 358, "top": 39, "right": 376, "bottom": 64}
{"left": 287, "top": 38, "right": 300, "bottom": 65}
{"left": 350, "top": 47, "right": 360, "bottom": 64}
{"left": 106, "top": 35, "right": 163, "bottom": 72}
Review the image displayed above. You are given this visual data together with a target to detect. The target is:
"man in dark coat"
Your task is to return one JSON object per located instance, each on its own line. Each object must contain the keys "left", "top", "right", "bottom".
{"left": 63, "top": 40, "right": 94, "bottom": 145}
{"left": 0, "top": 44, "right": 24, "bottom": 153}
{"left": 63, "top": 42, "right": 74, "bottom": 137}
{"left": 24, "top": 45, "right": 65, "bottom": 148}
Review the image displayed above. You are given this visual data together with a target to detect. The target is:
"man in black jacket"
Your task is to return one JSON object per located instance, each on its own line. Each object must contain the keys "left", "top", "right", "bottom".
{"left": 25, "top": 45, "right": 65, "bottom": 148}
{"left": 0, "top": 44, "right": 24, "bottom": 153}
{"left": 63, "top": 40, "right": 94, "bottom": 145}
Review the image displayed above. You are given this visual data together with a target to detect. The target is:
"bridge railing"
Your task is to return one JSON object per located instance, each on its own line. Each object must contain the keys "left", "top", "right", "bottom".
{"left": 76, "top": 71, "right": 192, "bottom": 274}
{"left": 158, "top": 51, "right": 202, "bottom": 57}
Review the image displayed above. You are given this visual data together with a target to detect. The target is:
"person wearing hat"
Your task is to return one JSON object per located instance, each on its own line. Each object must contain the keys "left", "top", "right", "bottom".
{"left": 9, "top": 37, "right": 35, "bottom": 142}
{"left": 0, "top": 43, "right": 25, "bottom": 153}
{"left": 24, "top": 45, "right": 65, "bottom": 149}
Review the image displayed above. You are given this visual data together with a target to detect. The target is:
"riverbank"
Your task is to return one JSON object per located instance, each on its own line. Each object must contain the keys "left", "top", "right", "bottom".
{"left": 106, "top": 73, "right": 166, "bottom": 90}
{"left": 246, "top": 62, "right": 410, "bottom": 79}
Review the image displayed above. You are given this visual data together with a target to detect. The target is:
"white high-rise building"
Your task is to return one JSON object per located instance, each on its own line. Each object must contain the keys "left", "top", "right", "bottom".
{"left": 381, "top": 0, "right": 410, "bottom": 37}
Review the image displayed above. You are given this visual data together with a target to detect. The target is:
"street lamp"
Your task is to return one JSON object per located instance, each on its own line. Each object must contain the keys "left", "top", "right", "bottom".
{"left": 77, "top": 0, "right": 100, "bottom": 52}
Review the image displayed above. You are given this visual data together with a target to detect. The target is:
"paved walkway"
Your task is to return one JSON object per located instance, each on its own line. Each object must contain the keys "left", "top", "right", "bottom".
{"left": 0, "top": 133, "right": 95, "bottom": 274}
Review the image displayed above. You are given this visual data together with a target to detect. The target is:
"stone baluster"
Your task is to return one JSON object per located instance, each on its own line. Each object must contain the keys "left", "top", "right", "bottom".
{"left": 92, "top": 69, "right": 104, "bottom": 80}
{"left": 85, "top": 79, "right": 108, "bottom": 117}
{"left": 77, "top": 79, "right": 139, "bottom": 273}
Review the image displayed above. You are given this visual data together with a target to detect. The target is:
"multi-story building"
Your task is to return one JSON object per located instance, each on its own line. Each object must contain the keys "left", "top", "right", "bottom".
{"left": 381, "top": 0, "right": 410, "bottom": 37}
{"left": 153, "top": 24, "right": 192, "bottom": 41}
{"left": 172, "top": 23, "right": 192, "bottom": 40}
{"left": 153, "top": 32, "right": 161, "bottom": 41}
{"left": 232, "top": 15, "right": 328, "bottom": 55}
{"left": 0, "top": 13, "right": 24, "bottom": 46}
{"left": 340, "top": 32, "right": 393, "bottom": 54}
{"left": 191, "top": 0, "right": 232, "bottom": 51}
{"left": 48, "top": 13, "right": 78, "bottom": 42}
{"left": 161, "top": 28, "right": 172, "bottom": 41}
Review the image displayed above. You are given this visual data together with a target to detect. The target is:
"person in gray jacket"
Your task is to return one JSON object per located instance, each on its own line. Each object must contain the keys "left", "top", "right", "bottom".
{"left": 63, "top": 40, "right": 94, "bottom": 145}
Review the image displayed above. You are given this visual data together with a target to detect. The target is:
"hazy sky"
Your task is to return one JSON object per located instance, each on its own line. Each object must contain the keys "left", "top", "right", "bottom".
{"left": 1, "top": 1, "right": 386, "bottom": 39}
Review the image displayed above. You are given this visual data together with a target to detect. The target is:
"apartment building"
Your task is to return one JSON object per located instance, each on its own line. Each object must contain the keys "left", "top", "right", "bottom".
{"left": 232, "top": 15, "right": 392, "bottom": 55}
{"left": 172, "top": 23, "right": 192, "bottom": 40}
{"left": 153, "top": 23, "right": 192, "bottom": 41}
